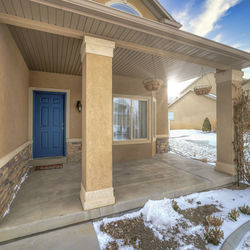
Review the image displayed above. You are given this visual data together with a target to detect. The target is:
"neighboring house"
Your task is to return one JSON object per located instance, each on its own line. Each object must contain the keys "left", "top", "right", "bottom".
{"left": 169, "top": 73, "right": 249, "bottom": 130}
{"left": 169, "top": 90, "right": 216, "bottom": 130}
{"left": 0, "top": 0, "right": 250, "bottom": 220}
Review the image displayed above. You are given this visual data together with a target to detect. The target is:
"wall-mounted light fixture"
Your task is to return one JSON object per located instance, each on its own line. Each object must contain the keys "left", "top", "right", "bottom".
{"left": 76, "top": 100, "right": 82, "bottom": 112}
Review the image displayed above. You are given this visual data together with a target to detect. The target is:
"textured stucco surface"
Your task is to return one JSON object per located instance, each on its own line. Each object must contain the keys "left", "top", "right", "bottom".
{"left": 169, "top": 91, "right": 216, "bottom": 130}
{"left": 215, "top": 69, "right": 243, "bottom": 175}
{"left": 82, "top": 53, "right": 113, "bottom": 191}
{"left": 156, "top": 85, "right": 168, "bottom": 136}
{"left": 29, "top": 71, "right": 82, "bottom": 139}
{"left": 0, "top": 24, "right": 29, "bottom": 158}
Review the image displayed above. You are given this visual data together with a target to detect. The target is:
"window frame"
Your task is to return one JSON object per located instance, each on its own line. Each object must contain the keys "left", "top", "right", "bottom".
{"left": 113, "top": 94, "right": 151, "bottom": 145}
{"left": 152, "top": 97, "right": 157, "bottom": 142}
{"left": 106, "top": 1, "right": 142, "bottom": 17}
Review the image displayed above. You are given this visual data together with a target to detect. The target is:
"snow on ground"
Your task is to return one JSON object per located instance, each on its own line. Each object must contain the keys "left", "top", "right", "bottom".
{"left": 94, "top": 188, "right": 250, "bottom": 250}
{"left": 236, "top": 231, "right": 250, "bottom": 250}
{"left": 168, "top": 129, "right": 216, "bottom": 165}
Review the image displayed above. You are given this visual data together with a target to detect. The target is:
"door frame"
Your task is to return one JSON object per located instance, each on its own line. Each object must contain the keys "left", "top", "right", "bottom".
{"left": 29, "top": 87, "right": 70, "bottom": 158}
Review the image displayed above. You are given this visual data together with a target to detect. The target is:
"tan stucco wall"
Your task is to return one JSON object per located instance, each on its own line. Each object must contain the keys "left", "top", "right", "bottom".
{"left": 82, "top": 53, "right": 113, "bottom": 191}
{"left": 169, "top": 91, "right": 216, "bottom": 130}
{"left": 29, "top": 71, "right": 82, "bottom": 139}
{"left": 28, "top": 72, "right": 159, "bottom": 163}
{"left": 155, "top": 85, "right": 168, "bottom": 136}
{"left": 93, "top": 0, "right": 157, "bottom": 21}
{"left": 0, "top": 24, "right": 29, "bottom": 158}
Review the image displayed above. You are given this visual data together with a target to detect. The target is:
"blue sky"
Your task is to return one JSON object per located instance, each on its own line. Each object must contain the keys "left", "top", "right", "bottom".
{"left": 158, "top": 0, "right": 250, "bottom": 80}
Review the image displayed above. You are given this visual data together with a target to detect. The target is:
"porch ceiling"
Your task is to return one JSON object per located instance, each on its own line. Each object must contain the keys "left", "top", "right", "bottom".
{"left": 1, "top": 0, "right": 250, "bottom": 81}
{"left": 8, "top": 25, "right": 213, "bottom": 81}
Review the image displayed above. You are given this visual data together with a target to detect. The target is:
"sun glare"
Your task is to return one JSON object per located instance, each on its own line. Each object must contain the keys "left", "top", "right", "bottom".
{"left": 167, "top": 77, "right": 199, "bottom": 98}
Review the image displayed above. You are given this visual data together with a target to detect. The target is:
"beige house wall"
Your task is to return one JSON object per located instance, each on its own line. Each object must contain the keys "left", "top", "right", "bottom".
{"left": 93, "top": 0, "right": 157, "bottom": 21}
{"left": 29, "top": 72, "right": 156, "bottom": 163}
{"left": 0, "top": 24, "right": 29, "bottom": 158}
{"left": 169, "top": 91, "right": 216, "bottom": 130}
{"left": 29, "top": 71, "right": 82, "bottom": 139}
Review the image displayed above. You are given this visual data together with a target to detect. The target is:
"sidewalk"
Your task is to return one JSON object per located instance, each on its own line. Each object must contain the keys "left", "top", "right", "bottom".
{"left": 0, "top": 222, "right": 100, "bottom": 250}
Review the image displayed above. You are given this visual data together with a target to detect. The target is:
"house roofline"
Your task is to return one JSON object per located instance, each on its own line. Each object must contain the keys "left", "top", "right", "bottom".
{"left": 28, "top": 0, "right": 250, "bottom": 65}
{"left": 180, "top": 72, "right": 215, "bottom": 95}
{"left": 141, "top": 0, "right": 182, "bottom": 28}
{"left": 169, "top": 90, "right": 216, "bottom": 108}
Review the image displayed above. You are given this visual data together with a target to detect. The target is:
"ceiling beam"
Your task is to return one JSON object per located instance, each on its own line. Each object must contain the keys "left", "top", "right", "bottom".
{"left": 116, "top": 40, "right": 231, "bottom": 70}
{"left": 0, "top": 13, "right": 83, "bottom": 39}
{"left": 0, "top": 13, "right": 234, "bottom": 70}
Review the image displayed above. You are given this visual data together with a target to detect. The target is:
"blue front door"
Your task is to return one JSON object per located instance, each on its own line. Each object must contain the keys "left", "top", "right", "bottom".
{"left": 33, "top": 91, "right": 66, "bottom": 158}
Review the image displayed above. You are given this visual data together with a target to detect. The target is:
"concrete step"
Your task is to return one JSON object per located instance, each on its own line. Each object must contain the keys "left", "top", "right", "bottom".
{"left": 30, "top": 157, "right": 67, "bottom": 167}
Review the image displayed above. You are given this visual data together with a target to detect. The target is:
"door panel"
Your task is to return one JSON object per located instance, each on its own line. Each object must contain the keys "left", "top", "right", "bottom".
{"left": 33, "top": 91, "right": 65, "bottom": 158}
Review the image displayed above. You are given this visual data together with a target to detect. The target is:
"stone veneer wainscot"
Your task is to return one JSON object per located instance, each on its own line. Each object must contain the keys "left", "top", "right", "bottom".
{"left": 0, "top": 144, "right": 32, "bottom": 219}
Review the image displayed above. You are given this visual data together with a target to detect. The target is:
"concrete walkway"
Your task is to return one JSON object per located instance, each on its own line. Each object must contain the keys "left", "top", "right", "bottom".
{"left": 0, "top": 222, "right": 100, "bottom": 250}
{"left": 221, "top": 220, "right": 250, "bottom": 250}
{"left": 0, "top": 153, "right": 235, "bottom": 242}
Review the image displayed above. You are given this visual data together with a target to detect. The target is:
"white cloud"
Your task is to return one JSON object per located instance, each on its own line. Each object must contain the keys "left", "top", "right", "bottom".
{"left": 191, "top": 0, "right": 241, "bottom": 36}
{"left": 230, "top": 43, "right": 243, "bottom": 49}
{"left": 174, "top": 0, "right": 241, "bottom": 37}
{"left": 213, "top": 34, "right": 223, "bottom": 42}
{"left": 172, "top": 2, "right": 194, "bottom": 31}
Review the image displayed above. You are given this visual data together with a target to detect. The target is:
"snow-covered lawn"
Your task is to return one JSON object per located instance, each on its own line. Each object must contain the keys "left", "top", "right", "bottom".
{"left": 94, "top": 187, "right": 250, "bottom": 250}
{"left": 169, "top": 129, "right": 216, "bottom": 165}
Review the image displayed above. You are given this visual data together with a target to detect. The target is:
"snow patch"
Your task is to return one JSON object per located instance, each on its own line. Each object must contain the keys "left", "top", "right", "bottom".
{"left": 94, "top": 188, "right": 250, "bottom": 250}
{"left": 3, "top": 172, "right": 29, "bottom": 218}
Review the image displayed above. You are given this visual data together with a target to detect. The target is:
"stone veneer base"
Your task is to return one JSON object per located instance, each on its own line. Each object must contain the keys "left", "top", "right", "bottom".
{"left": 0, "top": 144, "right": 32, "bottom": 219}
{"left": 67, "top": 141, "right": 82, "bottom": 163}
{"left": 156, "top": 137, "right": 169, "bottom": 153}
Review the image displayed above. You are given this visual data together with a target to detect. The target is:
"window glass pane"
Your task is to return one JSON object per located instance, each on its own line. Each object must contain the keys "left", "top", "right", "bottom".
{"left": 133, "top": 100, "right": 147, "bottom": 139}
{"left": 113, "top": 98, "right": 131, "bottom": 141}
{"left": 110, "top": 3, "right": 140, "bottom": 16}
{"left": 153, "top": 101, "right": 156, "bottom": 138}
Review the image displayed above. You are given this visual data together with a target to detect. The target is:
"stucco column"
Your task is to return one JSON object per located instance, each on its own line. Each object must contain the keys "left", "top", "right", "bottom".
{"left": 80, "top": 36, "right": 115, "bottom": 210}
{"left": 215, "top": 69, "right": 243, "bottom": 175}
{"left": 156, "top": 84, "right": 168, "bottom": 153}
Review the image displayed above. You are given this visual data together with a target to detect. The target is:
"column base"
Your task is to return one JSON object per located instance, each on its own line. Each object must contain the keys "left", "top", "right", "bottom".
{"left": 80, "top": 184, "right": 115, "bottom": 210}
{"left": 215, "top": 161, "right": 236, "bottom": 176}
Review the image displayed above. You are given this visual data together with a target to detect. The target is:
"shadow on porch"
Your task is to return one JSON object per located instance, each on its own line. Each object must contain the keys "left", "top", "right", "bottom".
{"left": 0, "top": 153, "right": 235, "bottom": 243}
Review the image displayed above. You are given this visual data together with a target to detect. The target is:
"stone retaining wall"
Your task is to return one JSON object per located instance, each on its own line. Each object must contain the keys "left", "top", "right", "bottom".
{"left": 0, "top": 144, "right": 32, "bottom": 220}
{"left": 67, "top": 141, "right": 82, "bottom": 163}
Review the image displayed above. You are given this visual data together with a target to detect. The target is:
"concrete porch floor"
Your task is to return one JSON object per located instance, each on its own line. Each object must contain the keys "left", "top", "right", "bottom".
{"left": 0, "top": 153, "right": 235, "bottom": 243}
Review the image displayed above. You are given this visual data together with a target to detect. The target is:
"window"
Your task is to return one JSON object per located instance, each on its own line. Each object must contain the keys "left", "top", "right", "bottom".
{"left": 168, "top": 112, "right": 174, "bottom": 121}
{"left": 109, "top": 3, "right": 140, "bottom": 16}
{"left": 152, "top": 99, "right": 156, "bottom": 139}
{"left": 113, "top": 96, "right": 149, "bottom": 142}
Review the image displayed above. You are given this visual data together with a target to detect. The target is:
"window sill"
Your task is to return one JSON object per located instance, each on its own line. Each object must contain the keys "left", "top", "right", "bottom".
{"left": 113, "top": 139, "right": 151, "bottom": 145}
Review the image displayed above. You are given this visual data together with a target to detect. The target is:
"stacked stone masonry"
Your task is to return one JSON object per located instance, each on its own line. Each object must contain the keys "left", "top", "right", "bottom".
{"left": 0, "top": 144, "right": 32, "bottom": 220}
{"left": 156, "top": 137, "right": 169, "bottom": 153}
{"left": 67, "top": 141, "right": 82, "bottom": 163}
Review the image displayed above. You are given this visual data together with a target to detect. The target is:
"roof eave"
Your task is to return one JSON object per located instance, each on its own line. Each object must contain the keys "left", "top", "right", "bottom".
{"left": 141, "top": 0, "right": 182, "bottom": 28}
{"left": 25, "top": 0, "right": 250, "bottom": 68}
